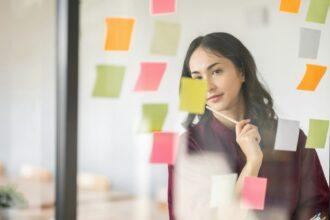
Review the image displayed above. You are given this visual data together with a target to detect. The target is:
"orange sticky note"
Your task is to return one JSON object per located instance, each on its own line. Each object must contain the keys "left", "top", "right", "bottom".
{"left": 241, "top": 177, "right": 267, "bottom": 210}
{"left": 150, "top": 132, "right": 179, "bottom": 165}
{"left": 134, "top": 62, "right": 167, "bottom": 91}
{"left": 297, "top": 64, "right": 327, "bottom": 91}
{"left": 279, "top": 0, "right": 301, "bottom": 13}
{"left": 104, "top": 17, "right": 135, "bottom": 51}
{"left": 151, "top": 0, "right": 176, "bottom": 15}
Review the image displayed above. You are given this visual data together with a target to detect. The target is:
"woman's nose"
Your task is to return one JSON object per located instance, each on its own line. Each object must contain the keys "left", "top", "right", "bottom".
{"left": 206, "top": 77, "right": 216, "bottom": 92}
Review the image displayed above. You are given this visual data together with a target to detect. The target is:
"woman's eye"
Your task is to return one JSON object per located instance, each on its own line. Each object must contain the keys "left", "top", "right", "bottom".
{"left": 212, "top": 69, "right": 223, "bottom": 75}
{"left": 192, "top": 75, "right": 203, "bottom": 80}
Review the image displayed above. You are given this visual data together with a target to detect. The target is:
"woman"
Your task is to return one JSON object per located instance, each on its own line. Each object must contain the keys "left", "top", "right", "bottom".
{"left": 168, "top": 32, "right": 329, "bottom": 219}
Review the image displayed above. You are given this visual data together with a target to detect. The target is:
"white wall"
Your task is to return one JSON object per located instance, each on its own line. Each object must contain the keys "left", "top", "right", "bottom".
{"left": 0, "top": 0, "right": 328, "bottom": 197}
{"left": 0, "top": 0, "right": 56, "bottom": 175}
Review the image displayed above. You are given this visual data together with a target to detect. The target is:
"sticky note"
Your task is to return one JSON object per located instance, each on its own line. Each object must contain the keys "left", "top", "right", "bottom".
{"left": 274, "top": 119, "right": 300, "bottom": 151}
{"left": 179, "top": 77, "right": 207, "bottom": 114}
{"left": 104, "top": 17, "right": 135, "bottom": 51}
{"left": 306, "top": 119, "right": 329, "bottom": 149}
{"left": 306, "top": 0, "right": 330, "bottom": 24}
{"left": 210, "top": 173, "right": 237, "bottom": 207}
{"left": 92, "top": 65, "right": 125, "bottom": 98}
{"left": 297, "top": 64, "right": 327, "bottom": 91}
{"left": 151, "top": 0, "right": 176, "bottom": 15}
{"left": 279, "top": 0, "right": 301, "bottom": 13}
{"left": 298, "top": 28, "right": 321, "bottom": 59}
{"left": 139, "top": 103, "right": 168, "bottom": 132}
{"left": 241, "top": 177, "right": 267, "bottom": 210}
{"left": 150, "top": 132, "right": 179, "bottom": 164}
{"left": 150, "top": 21, "right": 181, "bottom": 56}
{"left": 134, "top": 62, "right": 167, "bottom": 91}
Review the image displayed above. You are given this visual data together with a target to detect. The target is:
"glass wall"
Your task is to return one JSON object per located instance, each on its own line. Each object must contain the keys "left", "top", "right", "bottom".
{"left": 0, "top": 0, "right": 328, "bottom": 219}
{"left": 77, "top": 0, "right": 329, "bottom": 219}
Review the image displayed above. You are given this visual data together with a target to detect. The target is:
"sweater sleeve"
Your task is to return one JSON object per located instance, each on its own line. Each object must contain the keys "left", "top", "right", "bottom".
{"left": 293, "top": 130, "right": 329, "bottom": 219}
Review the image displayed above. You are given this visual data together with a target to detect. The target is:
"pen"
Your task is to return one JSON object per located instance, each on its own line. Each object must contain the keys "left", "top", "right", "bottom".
{"left": 206, "top": 106, "right": 238, "bottom": 124}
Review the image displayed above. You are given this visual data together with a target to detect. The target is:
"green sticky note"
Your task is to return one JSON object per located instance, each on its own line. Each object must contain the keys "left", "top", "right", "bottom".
{"left": 139, "top": 103, "right": 168, "bottom": 132}
{"left": 150, "top": 21, "right": 181, "bottom": 56}
{"left": 306, "top": 119, "right": 329, "bottom": 148}
{"left": 306, "top": 0, "right": 330, "bottom": 24}
{"left": 92, "top": 65, "right": 125, "bottom": 98}
{"left": 179, "top": 77, "right": 207, "bottom": 114}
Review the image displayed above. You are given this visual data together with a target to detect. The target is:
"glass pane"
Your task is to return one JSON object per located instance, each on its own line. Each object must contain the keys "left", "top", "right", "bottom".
{"left": 0, "top": 0, "right": 55, "bottom": 219}
{"left": 78, "top": 0, "right": 329, "bottom": 220}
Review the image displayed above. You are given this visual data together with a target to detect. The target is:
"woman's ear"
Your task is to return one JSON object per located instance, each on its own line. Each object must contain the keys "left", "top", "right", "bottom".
{"left": 240, "top": 71, "right": 245, "bottom": 83}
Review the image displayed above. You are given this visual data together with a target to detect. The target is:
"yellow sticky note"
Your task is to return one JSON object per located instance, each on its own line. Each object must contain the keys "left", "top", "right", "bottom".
{"left": 104, "top": 17, "right": 135, "bottom": 51}
{"left": 306, "top": 119, "right": 329, "bottom": 148}
{"left": 179, "top": 77, "right": 207, "bottom": 114}
{"left": 279, "top": 0, "right": 301, "bottom": 13}
{"left": 297, "top": 64, "right": 327, "bottom": 91}
{"left": 306, "top": 0, "right": 330, "bottom": 24}
{"left": 139, "top": 103, "right": 168, "bottom": 133}
{"left": 92, "top": 65, "right": 125, "bottom": 98}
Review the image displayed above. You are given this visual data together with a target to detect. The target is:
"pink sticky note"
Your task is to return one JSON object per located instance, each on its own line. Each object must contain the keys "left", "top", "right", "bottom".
{"left": 151, "top": 0, "right": 176, "bottom": 15}
{"left": 134, "top": 62, "right": 167, "bottom": 91}
{"left": 150, "top": 132, "right": 179, "bottom": 165}
{"left": 241, "top": 177, "right": 267, "bottom": 210}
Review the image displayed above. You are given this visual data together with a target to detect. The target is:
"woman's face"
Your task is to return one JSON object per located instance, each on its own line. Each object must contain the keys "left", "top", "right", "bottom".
{"left": 189, "top": 47, "right": 245, "bottom": 112}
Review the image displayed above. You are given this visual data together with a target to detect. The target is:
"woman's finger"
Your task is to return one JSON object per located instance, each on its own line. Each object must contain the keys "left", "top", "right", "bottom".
{"left": 235, "top": 119, "right": 251, "bottom": 135}
{"left": 238, "top": 123, "right": 254, "bottom": 137}
{"left": 256, "top": 131, "right": 261, "bottom": 143}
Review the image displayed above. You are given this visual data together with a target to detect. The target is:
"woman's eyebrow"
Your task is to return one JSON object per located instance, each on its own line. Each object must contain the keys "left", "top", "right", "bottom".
{"left": 191, "top": 62, "right": 221, "bottom": 74}
{"left": 207, "top": 62, "right": 221, "bottom": 70}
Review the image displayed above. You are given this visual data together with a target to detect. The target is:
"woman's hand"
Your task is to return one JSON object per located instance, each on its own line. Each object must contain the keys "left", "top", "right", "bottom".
{"left": 234, "top": 119, "right": 263, "bottom": 201}
{"left": 235, "top": 119, "right": 263, "bottom": 165}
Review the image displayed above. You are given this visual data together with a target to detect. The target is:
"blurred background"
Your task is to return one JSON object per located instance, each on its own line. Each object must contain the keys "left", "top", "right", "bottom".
{"left": 0, "top": 0, "right": 329, "bottom": 219}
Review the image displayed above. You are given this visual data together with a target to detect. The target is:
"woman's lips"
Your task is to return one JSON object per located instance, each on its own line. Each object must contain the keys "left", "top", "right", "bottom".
{"left": 207, "top": 94, "right": 224, "bottom": 103}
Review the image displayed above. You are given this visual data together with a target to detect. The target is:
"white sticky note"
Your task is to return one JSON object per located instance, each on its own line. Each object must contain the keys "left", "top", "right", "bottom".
{"left": 274, "top": 119, "right": 300, "bottom": 151}
{"left": 210, "top": 173, "right": 237, "bottom": 207}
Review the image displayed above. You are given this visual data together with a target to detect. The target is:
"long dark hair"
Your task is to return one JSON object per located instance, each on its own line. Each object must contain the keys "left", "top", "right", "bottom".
{"left": 181, "top": 32, "right": 277, "bottom": 148}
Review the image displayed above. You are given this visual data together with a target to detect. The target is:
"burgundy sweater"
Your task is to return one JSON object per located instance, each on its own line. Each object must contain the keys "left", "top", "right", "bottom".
{"left": 168, "top": 114, "right": 329, "bottom": 220}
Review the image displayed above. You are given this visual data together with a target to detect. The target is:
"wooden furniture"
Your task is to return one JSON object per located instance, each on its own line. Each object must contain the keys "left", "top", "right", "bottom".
{"left": 19, "top": 165, "right": 53, "bottom": 183}
{"left": 0, "top": 177, "right": 55, "bottom": 209}
{"left": 0, "top": 177, "right": 133, "bottom": 208}
{"left": 0, "top": 198, "right": 169, "bottom": 220}
{"left": 0, "top": 176, "right": 168, "bottom": 220}
{"left": 78, "top": 173, "right": 110, "bottom": 192}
